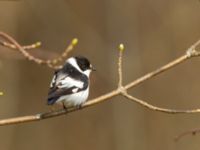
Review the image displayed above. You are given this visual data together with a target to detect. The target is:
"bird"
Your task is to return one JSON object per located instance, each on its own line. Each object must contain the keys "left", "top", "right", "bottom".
{"left": 47, "top": 56, "right": 95, "bottom": 109}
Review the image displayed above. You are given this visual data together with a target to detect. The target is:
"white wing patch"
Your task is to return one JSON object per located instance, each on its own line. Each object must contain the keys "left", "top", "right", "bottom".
{"left": 50, "top": 75, "right": 56, "bottom": 88}
{"left": 58, "top": 77, "right": 84, "bottom": 89}
{"left": 72, "top": 88, "right": 79, "bottom": 93}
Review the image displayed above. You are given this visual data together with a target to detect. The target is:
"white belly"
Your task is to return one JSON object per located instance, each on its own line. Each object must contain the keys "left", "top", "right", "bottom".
{"left": 56, "top": 88, "right": 89, "bottom": 107}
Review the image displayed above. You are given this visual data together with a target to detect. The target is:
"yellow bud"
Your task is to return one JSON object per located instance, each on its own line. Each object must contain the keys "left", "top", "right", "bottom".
{"left": 119, "top": 44, "right": 125, "bottom": 51}
{"left": 72, "top": 38, "right": 78, "bottom": 45}
{"left": 0, "top": 92, "right": 3, "bottom": 96}
{"left": 35, "top": 42, "right": 42, "bottom": 47}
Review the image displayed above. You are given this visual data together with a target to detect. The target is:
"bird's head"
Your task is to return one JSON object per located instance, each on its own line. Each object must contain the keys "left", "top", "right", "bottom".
{"left": 67, "top": 56, "right": 95, "bottom": 77}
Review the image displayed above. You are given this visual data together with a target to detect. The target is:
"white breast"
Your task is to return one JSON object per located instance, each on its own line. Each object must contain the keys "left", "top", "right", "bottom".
{"left": 56, "top": 87, "right": 89, "bottom": 107}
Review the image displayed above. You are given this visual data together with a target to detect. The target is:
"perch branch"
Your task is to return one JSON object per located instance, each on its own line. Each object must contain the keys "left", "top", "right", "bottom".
{"left": 0, "top": 32, "right": 200, "bottom": 126}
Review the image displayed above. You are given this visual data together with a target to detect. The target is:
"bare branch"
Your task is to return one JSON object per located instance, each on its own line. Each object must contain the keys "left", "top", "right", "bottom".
{"left": 48, "top": 38, "right": 78, "bottom": 66}
{"left": 0, "top": 31, "right": 78, "bottom": 69}
{"left": 0, "top": 40, "right": 41, "bottom": 50}
{"left": 175, "top": 128, "right": 200, "bottom": 141}
{"left": 0, "top": 32, "right": 200, "bottom": 126}
{"left": 122, "top": 92, "right": 200, "bottom": 113}
{"left": 124, "top": 39, "right": 200, "bottom": 89}
{"left": 0, "top": 89, "right": 120, "bottom": 126}
{"left": 124, "top": 55, "right": 188, "bottom": 89}
{"left": 118, "top": 44, "right": 124, "bottom": 88}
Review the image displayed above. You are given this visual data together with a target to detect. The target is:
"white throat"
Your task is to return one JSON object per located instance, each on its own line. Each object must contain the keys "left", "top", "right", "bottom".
{"left": 83, "top": 69, "right": 91, "bottom": 77}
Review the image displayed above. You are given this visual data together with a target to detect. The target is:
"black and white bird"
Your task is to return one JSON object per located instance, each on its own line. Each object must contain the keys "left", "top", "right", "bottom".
{"left": 47, "top": 56, "right": 95, "bottom": 108}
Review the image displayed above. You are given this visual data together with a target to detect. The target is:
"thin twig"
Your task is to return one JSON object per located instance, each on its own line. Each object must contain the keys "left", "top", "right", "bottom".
{"left": 48, "top": 38, "right": 78, "bottom": 66}
{"left": 118, "top": 44, "right": 124, "bottom": 88}
{"left": 122, "top": 92, "right": 200, "bottom": 113}
{"left": 0, "top": 40, "right": 41, "bottom": 50}
{"left": 0, "top": 32, "right": 200, "bottom": 126}
{"left": 0, "top": 31, "right": 78, "bottom": 69}
{"left": 125, "top": 40, "right": 200, "bottom": 89}
{"left": 125, "top": 55, "right": 188, "bottom": 89}
{"left": 175, "top": 128, "right": 200, "bottom": 141}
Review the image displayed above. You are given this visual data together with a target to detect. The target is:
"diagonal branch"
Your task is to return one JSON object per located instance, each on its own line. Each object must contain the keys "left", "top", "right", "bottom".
{"left": 122, "top": 92, "right": 200, "bottom": 113}
{"left": 124, "top": 55, "right": 188, "bottom": 89}
{"left": 125, "top": 39, "right": 200, "bottom": 89}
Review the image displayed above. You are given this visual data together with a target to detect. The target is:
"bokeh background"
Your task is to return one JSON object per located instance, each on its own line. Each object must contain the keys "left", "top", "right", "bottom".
{"left": 0, "top": 0, "right": 200, "bottom": 150}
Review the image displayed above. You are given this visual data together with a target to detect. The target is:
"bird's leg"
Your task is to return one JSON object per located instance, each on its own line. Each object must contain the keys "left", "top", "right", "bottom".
{"left": 76, "top": 104, "right": 83, "bottom": 110}
{"left": 62, "top": 102, "right": 68, "bottom": 111}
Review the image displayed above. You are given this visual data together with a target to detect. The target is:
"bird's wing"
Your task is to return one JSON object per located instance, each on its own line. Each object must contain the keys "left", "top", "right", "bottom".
{"left": 48, "top": 86, "right": 81, "bottom": 105}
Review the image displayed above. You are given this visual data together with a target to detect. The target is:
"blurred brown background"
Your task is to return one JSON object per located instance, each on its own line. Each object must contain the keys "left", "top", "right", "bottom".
{"left": 0, "top": 0, "right": 200, "bottom": 150}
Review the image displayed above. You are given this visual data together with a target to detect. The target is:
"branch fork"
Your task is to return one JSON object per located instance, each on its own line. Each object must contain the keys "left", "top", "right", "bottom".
{"left": 186, "top": 40, "right": 200, "bottom": 58}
